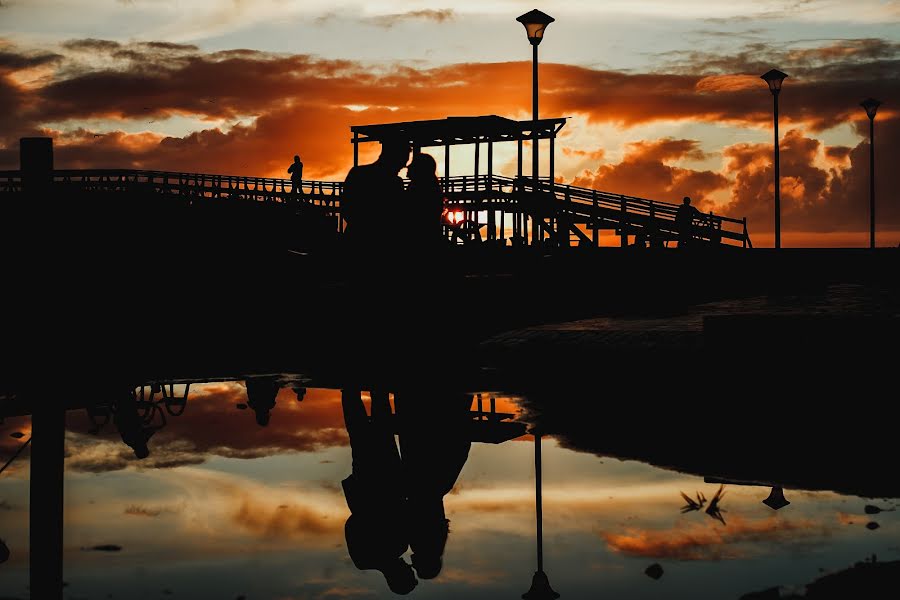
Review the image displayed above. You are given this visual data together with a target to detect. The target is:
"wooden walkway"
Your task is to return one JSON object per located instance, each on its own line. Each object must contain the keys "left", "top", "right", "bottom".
{"left": 1, "top": 169, "right": 752, "bottom": 247}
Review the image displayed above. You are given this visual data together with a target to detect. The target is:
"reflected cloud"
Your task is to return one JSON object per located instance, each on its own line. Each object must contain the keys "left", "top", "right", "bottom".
{"left": 60, "top": 384, "right": 349, "bottom": 473}
{"left": 602, "top": 516, "right": 822, "bottom": 561}
{"left": 232, "top": 498, "right": 341, "bottom": 539}
{"left": 124, "top": 504, "right": 180, "bottom": 517}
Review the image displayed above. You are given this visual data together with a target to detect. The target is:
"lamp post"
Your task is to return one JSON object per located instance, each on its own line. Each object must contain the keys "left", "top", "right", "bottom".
{"left": 517, "top": 9, "right": 554, "bottom": 246}
{"left": 860, "top": 98, "right": 881, "bottom": 249}
{"left": 761, "top": 69, "right": 788, "bottom": 249}
{"left": 522, "top": 431, "right": 559, "bottom": 600}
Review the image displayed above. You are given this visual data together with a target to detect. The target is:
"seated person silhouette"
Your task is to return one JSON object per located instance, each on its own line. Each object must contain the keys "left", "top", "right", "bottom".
{"left": 341, "top": 388, "right": 417, "bottom": 595}
{"left": 398, "top": 391, "right": 472, "bottom": 580}
{"left": 114, "top": 391, "right": 155, "bottom": 459}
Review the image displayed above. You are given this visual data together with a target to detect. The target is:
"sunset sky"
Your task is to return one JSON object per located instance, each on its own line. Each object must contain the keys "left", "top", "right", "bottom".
{"left": 1, "top": 0, "right": 899, "bottom": 245}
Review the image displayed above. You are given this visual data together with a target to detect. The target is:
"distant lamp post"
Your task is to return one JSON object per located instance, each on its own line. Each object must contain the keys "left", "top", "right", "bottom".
{"left": 522, "top": 431, "right": 560, "bottom": 600}
{"left": 762, "top": 486, "right": 791, "bottom": 510}
{"left": 761, "top": 69, "right": 788, "bottom": 249}
{"left": 860, "top": 98, "right": 882, "bottom": 249}
{"left": 517, "top": 9, "right": 554, "bottom": 245}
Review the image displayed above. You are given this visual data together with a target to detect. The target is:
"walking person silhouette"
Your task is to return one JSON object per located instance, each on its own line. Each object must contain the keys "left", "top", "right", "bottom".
{"left": 287, "top": 155, "right": 303, "bottom": 196}
{"left": 675, "top": 196, "right": 699, "bottom": 248}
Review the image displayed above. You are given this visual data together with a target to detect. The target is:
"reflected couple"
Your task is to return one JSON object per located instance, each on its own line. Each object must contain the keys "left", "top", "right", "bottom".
{"left": 340, "top": 388, "right": 471, "bottom": 594}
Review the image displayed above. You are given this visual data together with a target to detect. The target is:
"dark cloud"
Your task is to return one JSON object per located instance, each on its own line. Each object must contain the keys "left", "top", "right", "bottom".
{"left": 0, "top": 50, "right": 62, "bottom": 71}
{"left": 825, "top": 145, "right": 852, "bottom": 162}
{"left": 369, "top": 9, "right": 456, "bottom": 28}
{"left": 123, "top": 504, "right": 180, "bottom": 517}
{"left": 61, "top": 39, "right": 122, "bottom": 53}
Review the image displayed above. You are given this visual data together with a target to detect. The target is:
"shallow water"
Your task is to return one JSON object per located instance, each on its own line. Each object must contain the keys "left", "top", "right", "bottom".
{"left": 1, "top": 382, "right": 897, "bottom": 599}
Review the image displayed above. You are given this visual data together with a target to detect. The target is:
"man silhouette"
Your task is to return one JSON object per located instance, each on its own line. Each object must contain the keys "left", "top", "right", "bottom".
{"left": 287, "top": 155, "right": 303, "bottom": 195}
{"left": 342, "top": 138, "right": 410, "bottom": 253}
{"left": 341, "top": 388, "right": 417, "bottom": 595}
{"left": 675, "top": 196, "right": 699, "bottom": 248}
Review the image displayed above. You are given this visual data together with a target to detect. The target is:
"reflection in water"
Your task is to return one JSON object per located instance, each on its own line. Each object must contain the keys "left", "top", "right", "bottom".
{"left": 1, "top": 381, "right": 899, "bottom": 599}
{"left": 341, "top": 388, "right": 415, "bottom": 594}
{"left": 680, "top": 490, "right": 707, "bottom": 513}
{"left": 705, "top": 484, "right": 727, "bottom": 525}
{"left": 762, "top": 486, "right": 790, "bottom": 511}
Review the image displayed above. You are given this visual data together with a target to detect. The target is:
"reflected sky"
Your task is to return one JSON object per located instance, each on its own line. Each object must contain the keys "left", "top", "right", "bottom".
{"left": 1, "top": 383, "right": 898, "bottom": 599}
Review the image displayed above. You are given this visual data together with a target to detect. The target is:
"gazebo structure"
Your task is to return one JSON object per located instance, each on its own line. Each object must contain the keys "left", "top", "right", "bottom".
{"left": 352, "top": 115, "right": 567, "bottom": 246}
{"left": 350, "top": 115, "right": 752, "bottom": 248}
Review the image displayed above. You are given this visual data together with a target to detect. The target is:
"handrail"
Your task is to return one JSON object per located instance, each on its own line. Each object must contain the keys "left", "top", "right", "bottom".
{"left": 2, "top": 169, "right": 750, "bottom": 244}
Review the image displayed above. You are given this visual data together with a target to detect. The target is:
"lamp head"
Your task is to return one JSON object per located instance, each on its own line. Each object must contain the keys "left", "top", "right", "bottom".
{"left": 761, "top": 69, "right": 788, "bottom": 95}
{"left": 517, "top": 9, "right": 555, "bottom": 46}
{"left": 860, "top": 98, "right": 882, "bottom": 120}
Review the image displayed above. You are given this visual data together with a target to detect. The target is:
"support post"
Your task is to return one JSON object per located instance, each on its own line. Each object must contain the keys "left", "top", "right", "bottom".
{"left": 488, "top": 141, "right": 495, "bottom": 241}
{"left": 30, "top": 403, "right": 65, "bottom": 600}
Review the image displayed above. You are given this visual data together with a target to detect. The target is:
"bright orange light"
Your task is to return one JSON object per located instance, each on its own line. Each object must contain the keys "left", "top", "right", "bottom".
{"left": 450, "top": 210, "right": 465, "bottom": 225}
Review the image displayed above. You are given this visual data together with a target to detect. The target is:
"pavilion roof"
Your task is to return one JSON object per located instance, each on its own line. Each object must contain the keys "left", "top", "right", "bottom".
{"left": 350, "top": 115, "right": 567, "bottom": 148}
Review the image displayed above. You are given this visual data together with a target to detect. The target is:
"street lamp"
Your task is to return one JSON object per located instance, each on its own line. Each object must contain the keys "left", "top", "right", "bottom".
{"left": 517, "top": 9, "right": 554, "bottom": 246}
{"left": 761, "top": 69, "right": 788, "bottom": 249}
{"left": 860, "top": 98, "right": 881, "bottom": 249}
{"left": 522, "top": 431, "right": 560, "bottom": 600}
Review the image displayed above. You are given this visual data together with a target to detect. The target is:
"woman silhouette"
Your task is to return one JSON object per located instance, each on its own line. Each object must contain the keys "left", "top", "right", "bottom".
{"left": 405, "top": 153, "right": 444, "bottom": 249}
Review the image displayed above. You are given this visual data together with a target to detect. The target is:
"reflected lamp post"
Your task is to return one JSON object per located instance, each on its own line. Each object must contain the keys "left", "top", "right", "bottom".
{"left": 522, "top": 430, "right": 560, "bottom": 600}
{"left": 761, "top": 69, "right": 788, "bottom": 249}
{"left": 860, "top": 98, "right": 882, "bottom": 249}
{"left": 517, "top": 9, "right": 554, "bottom": 245}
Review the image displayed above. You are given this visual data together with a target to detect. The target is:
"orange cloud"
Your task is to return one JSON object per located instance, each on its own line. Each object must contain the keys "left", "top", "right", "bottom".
{"left": 572, "top": 138, "right": 728, "bottom": 209}
{"left": 601, "top": 516, "right": 822, "bottom": 561}
{"left": 232, "top": 497, "right": 342, "bottom": 539}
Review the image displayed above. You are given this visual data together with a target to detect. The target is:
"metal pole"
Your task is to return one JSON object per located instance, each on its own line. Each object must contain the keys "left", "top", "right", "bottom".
{"left": 773, "top": 92, "right": 781, "bottom": 249}
{"left": 532, "top": 43, "right": 540, "bottom": 245}
{"left": 869, "top": 116, "right": 875, "bottom": 249}
{"left": 444, "top": 143, "right": 450, "bottom": 191}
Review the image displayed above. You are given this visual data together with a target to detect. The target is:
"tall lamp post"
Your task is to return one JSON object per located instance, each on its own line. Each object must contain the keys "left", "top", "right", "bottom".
{"left": 860, "top": 98, "right": 882, "bottom": 249}
{"left": 517, "top": 9, "right": 554, "bottom": 246}
{"left": 761, "top": 69, "right": 788, "bottom": 249}
{"left": 522, "top": 431, "right": 559, "bottom": 600}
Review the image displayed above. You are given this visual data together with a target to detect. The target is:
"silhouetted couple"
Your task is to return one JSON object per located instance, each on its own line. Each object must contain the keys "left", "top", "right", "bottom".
{"left": 340, "top": 140, "right": 449, "bottom": 375}
{"left": 343, "top": 140, "right": 444, "bottom": 259}
{"left": 340, "top": 388, "right": 471, "bottom": 594}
